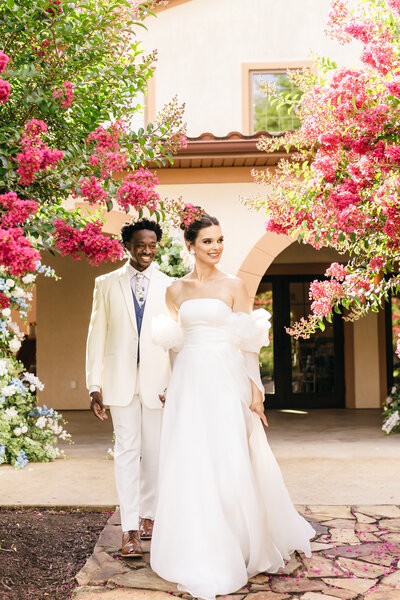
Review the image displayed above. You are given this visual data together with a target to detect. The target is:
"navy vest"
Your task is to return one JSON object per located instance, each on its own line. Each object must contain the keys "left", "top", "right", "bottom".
{"left": 132, "top": 290, "right": 146, "bottom": 363}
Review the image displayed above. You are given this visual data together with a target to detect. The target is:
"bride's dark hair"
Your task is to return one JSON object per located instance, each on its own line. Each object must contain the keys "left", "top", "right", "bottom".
{"left": 180, "top": 208, "right": 220, "bottom": 243}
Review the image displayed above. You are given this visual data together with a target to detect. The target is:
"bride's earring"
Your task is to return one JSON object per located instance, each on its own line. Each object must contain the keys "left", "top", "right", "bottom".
{"left": 189, "top": 249, "right": 195, "bottom": 255}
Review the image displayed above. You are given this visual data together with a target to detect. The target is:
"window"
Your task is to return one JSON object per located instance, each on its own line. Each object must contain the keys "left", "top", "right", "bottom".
{"left": 251, "top": 70, "right": 302, "bottom": 133}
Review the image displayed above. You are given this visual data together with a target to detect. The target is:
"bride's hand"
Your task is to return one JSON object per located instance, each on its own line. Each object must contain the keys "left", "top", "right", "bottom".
{"left": 250, "top": 400, "right": 268, "bottom": 427}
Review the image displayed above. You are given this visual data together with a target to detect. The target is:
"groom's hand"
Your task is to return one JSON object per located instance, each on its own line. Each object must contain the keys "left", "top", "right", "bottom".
{"left": 159, "top": 388, "right": 167, "bottom": 406}
{"left": 90, "top": 391, "right": 108, "bottom": 421}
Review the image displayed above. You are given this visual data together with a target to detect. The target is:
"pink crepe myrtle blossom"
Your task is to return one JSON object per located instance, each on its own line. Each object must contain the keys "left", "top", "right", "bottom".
{"left": 387, "top": 0, "right": 400, "bottom": 17}
{"left": 369, "top": 256, "right": 385, "bottom": 273}
{"left": 0, "top": 51, "right": 9, "bottom": 74}
{"left": 52, "top": 219, "right": 124, "bottom": 266}
{"left": 77, "top": 176, "right": 108, "bottom": 205}
{"left": 0, "top": 227, "right": 41, "bottom": 276}
{"left": 0, "top": 78, "right": 10, "bottom": 104}
{"left": 53, "top": 81, "right": 74, "bottom": 109}
{"left": 16, "top": 119, "right": 64, "bottom": 184}
{"left": 325, "top": 262, "right": 347, "bottom": 280}
{"left": 0, "top": 192, "right": 38, "bottom": 228}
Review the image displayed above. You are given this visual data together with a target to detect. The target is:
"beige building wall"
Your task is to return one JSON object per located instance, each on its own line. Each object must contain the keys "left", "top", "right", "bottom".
{"left": 36, "top": 253, "right": 125, "bottom": 410}
{"left": 141, "top": 0, "right": 361, "bottom": 136}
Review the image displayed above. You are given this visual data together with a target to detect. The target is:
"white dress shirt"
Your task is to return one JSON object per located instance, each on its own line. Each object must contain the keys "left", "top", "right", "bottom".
{"left": 89, "top": 262, "right": 154, "bottom": 395}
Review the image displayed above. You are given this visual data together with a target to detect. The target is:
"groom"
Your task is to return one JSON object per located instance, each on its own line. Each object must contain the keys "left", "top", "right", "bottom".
{"left": 86, "top": 218, "right": 172, "bottom": 557}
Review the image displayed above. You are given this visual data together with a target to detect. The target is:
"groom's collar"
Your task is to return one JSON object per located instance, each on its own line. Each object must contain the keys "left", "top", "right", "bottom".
{"left": 126, "top": 261, "right": 154, "bottom": 280}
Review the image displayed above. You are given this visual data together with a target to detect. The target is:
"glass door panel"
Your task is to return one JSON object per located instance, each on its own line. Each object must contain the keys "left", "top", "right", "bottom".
{"left": 255, "top": 283, "right": 274, "bottom": 394}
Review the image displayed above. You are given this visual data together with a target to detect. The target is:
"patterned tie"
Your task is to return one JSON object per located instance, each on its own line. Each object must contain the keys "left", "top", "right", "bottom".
{"left": 135, "top": 273, "right": 145, "bottom": 308}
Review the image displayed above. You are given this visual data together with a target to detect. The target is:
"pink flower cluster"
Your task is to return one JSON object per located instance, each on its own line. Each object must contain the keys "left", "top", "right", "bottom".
{"left": 86, "top": 120, "right": 128, "bottom": 178}
{"left": 52, "top": 219, "right": 124, "bottom": 266}
{"left": 0, "top": 192, "right": 38, "bottom": 228}
{"left": 180, "top": 203, "right": 205, "bottom": 228}
{"left": 325, "top": 262, "right": 347, "bottom": 280}
{"left": 0, "top": 78, "right": 10, "bottom": 104}
{"left": 45, "top": 0, "right": 63, "bottom": 15}
{"left": 0, "top": 291, "right": 10, "bottom": 310}
{"left": 369, "top": 256, "right": 385, "bottom": 273}
{"left": 53, "top": 81, "right": 74, "bottom": 109}
{"left": 0, "top": 227, "right": 41, "bottom": 276}
{"left": 116, "top": 168, "right": 160, "bottom": 212}
{"left": 0, "top": 51, "right": 9, "bottom": 73}
{"left": 309, "top": 279, "right": 344, "bottom": 318}
{"left": 387, "top": 0, "right": 400, "bottom": 17}
{"left": 16, "top": 119, "right": 64, "bottom": 184}
{"left": 78, "top": 176, "right": 108, "bottom": 205}
{"left": 0, "top": 192, "right": 40, "bottom": 276}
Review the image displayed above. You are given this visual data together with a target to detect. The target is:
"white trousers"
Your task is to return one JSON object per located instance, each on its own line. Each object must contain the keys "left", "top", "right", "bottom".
{"left": 110, "top": 393, "right": 163, "bottom": 532}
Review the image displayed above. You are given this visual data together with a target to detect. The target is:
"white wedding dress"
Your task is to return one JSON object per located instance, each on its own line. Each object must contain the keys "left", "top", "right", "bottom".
{"left": 150, "top": 298, "right": 314, "bottom": 600}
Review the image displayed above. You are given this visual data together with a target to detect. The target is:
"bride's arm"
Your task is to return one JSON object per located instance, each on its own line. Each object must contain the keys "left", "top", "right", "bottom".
{"left": 166, "top": 283, "right": 179, "bottom": 321}
{"left": 231, "top": 279, "right": 268, "bottom": 427}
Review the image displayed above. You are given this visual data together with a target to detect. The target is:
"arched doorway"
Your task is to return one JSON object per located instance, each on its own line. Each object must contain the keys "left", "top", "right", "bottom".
{"left": 238, "top": 236, "right": 347, "bottom": 409}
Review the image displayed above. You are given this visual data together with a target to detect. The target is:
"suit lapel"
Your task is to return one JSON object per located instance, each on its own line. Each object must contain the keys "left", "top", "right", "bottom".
{"left": 119, "top": 264, "right": 138, "bottom": 334}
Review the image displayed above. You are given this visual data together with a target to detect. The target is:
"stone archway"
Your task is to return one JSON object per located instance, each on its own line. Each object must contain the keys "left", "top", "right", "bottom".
{"left": 236, "top": 230, "right": 294, "bottom": 298}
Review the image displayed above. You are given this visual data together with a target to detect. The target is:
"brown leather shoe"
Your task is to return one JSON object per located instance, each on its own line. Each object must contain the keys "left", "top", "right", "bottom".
{"left": 121, "top": 530, "right": 143, "bottom": 557}
{"left": 139, "top": 518, "right": 154, "bottom": 540}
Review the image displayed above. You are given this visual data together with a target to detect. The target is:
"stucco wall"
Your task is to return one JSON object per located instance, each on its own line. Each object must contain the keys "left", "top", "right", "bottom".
{"left": 140, "top": 0, "right": 361, "bottom": 136}
{"left": 36, "top": 254, "right": 125, "bottom": 410}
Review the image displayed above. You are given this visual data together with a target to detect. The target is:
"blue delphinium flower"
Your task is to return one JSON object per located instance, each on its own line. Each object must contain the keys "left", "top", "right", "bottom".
{"left": 14, "top": 449, "right": 28, "bottom": 470}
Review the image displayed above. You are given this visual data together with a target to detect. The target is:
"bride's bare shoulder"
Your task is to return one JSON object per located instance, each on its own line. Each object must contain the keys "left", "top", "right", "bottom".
{"left": 221, "top": 273, "right": 247, "bottom": 292}
{"left": 166, "top": 277, "right": 190, "bottom": 300}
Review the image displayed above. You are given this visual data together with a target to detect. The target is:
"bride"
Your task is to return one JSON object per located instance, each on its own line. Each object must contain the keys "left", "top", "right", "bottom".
{"left": 150, "top": 210, "right": 315, "bottom": 600}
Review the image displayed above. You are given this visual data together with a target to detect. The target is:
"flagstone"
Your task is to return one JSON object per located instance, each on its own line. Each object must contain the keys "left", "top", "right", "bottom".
{"left": 362, "top": 584, "right": 400, "bottom": 599}
{"left": 381, "top": 533, "right": 400, "bottom": 544}
{"left": 337, "top": 557, "right": 387, "bottom": 578}
{"left": 245, "top": 593, "right": 290, "bottom": 600}
{"left": 279, "top": 555, "right": 302, "bottom": 575}
{"left": 356, "top": 532, "right": 380, "bottom": 542}
{"left": 381, "top": 570, "right": 400, "bottom": 589}
{"left": 109, "top": 567, "right": 178, "bottom": 593}
{"left": 354, "top": 512, "right": 376, "bottom": 524}
{"left": 270, "top": 578, "right": 329, "bottom": 593}
{"left": 325, "top": 541, "right": 399, "bottom": 560}
{"left": 307, "top": 522, "right": 329, "bottom": 534}
{"left": 329, "top": 529, "right": 359, "bottom": 545}
{"left": 299, "top": 593, "right": 339, "bottom": 600}
{"left": 304, "top": 506, "right": 354, "bottom": 520}
{"left": 73, "top": 588, "right": 174, "bottom": 600}
{"left": 316, "top": 589, "right": 358, "bottom": 599}
{"left": 356, "top": 506, "right": 400, "bottom": 519}
{"left": 95, "top": 523, "right": 122, "bottom": 552}
{"left": 310, "top": 542, "right": 336, "bottom": 552}
{"left": 322, "top": 577, "right": 377, "bottom": 594}
{"left": 355, "top": 522, "right": 379, "bottom": 533}
{"left": 380, "top": 519, "right": 400, "bottom": 531}
{"left": 75, "top": 551, "right": 130, "bottom": 586}
{"left": 249, "top": 573, "right": 270, "bottom": 584}
{"left": 107, "top": 508, "right": 121, "bottom": 526}
{"left": 323, "top": 520, "right": 356, "bottom": 530}
{"left": 303, "top": 556, "right": 346, "bottom": 578}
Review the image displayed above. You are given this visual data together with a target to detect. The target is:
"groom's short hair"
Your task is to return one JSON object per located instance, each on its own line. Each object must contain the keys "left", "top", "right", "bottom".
{"left": 121, "top": 218, "right": 163, "bottom": 246}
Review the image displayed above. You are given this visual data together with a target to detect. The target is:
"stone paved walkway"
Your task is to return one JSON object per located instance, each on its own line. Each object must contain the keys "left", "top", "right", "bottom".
{"left": 73, "top": 505, "right": 400, "bottom": 600}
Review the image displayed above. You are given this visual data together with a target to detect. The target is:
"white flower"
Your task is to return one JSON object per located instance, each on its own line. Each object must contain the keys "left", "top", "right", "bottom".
{"left": 0, "top": 359, "right": 8, "bottom": 377}
{"left": 161, "top": 254, "right": 169, "bottom": 264}
{"left": 13, "top": 427, "right": 22, "bottom": 436}
{"left": 391, "top": 386, "right": 397, "bottom": 394}
{"left": 35, "top": 416, "right": 47, "bottom": 429}
{"left": 5, "top": 406, "right": 18, "bottom": 419}
{"left": 21, "top": 425, "right": 28, "bottom": 434}
{"left": 22, "top": 372, "right": 44, "bottom": 392}
{"left": 1, "top": 385, "right": 17, "bottom": 397}
{"left": 12, "top": 287, "right": 25, "bottom": 299}
{"left": 1, "top": 308, "right": 11, "bottom": 318}
{"left": 50, "top": 423, "right": 63, "bottom": 435}
{"left": 22, "top": 274, "right": 36, "bottom": 285}
{"left": 9, "top": 338, "right": 21, "bottom": 353}
{"left": 179, "top": 249, "right": 188, "bottom": 259}
{"left": 5, "top": 279, "right": 14, "bottom": 288}
{"left": 382, "top": 410, "right": 400, "bottom": 434}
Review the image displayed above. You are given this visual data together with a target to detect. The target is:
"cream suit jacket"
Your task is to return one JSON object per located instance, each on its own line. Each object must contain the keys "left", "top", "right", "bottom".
{"left": 86, "top": 261, "right": 172, "bottom": 408}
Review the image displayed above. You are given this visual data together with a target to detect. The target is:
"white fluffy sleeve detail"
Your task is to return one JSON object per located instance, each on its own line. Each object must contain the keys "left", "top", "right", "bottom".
{"left": 230, "top": 308, "right": 271, "bottom": 353}
{"left": 152, "top": 314, "right": 184, "bottom": 352}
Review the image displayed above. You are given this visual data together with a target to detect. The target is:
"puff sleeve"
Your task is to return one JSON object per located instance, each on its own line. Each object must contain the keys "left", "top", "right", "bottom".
{"left": 152, "top": 314, "right": 184, "bottom": 353}
{"left": 230, "top": 308, "right": 271, "bottom": 395}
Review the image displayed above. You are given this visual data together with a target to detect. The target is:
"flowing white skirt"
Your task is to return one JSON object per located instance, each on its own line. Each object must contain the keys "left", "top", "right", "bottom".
{"left": 150, "top": 341, "right": 315, "bottom": 600}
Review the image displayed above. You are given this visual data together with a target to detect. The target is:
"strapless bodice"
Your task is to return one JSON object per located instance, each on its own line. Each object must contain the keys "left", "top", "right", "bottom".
{"left": 152, "top": 298, "right": 271, "bottom": 353}
{"left": 178, "top": 298, "right": 232, "bottom": 346}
